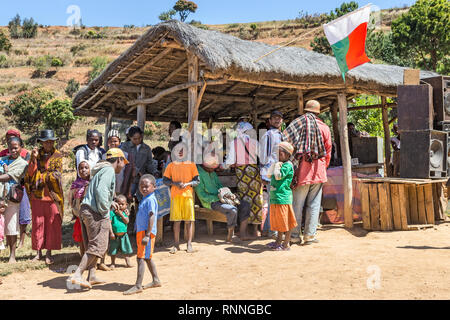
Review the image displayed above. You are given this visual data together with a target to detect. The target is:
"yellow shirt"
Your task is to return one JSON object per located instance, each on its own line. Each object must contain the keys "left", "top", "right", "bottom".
{"left": 163, "top": 161, "right": 199, "bottom": 198}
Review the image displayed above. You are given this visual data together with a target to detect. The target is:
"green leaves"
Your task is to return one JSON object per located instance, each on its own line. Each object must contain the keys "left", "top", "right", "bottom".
{"left": 41, "top": 99, "right": 77, "bottom": 139}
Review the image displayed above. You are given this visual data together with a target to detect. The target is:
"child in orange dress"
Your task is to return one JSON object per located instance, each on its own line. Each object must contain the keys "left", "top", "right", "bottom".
{"left": 267, "top": 141, "right": 297, "bottom": 251}
{"left": 163, "top": 143, "right": 199, "bottom": 254}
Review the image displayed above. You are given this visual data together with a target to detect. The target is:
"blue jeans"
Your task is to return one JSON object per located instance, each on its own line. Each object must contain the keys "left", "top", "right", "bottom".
{"left": 211, "top": 200, "right": 250, "bottom": 228}
{"left": 291, "top": 183, "right": 323, "bottom": 239}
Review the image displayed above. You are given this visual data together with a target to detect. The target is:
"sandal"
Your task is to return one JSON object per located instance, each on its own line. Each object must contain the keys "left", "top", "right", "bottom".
{"left": 266, "top": 241, "right": 278, "bottom": 248}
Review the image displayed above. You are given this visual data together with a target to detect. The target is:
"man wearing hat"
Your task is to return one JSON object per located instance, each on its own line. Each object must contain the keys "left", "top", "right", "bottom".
{"left": 69, "top": 148, "right": 128, "bottom": 289}
{"left": 282, "top": 100, "right": 332, "bottom": 245}
{"left": 195, "top": 154, "right": 253, "bottom": 242}
{"left": 25, "top": 129, "right": 64, "bottom": 265}
{"left": 260, "top": 109, "right": 284, "bottom": 237}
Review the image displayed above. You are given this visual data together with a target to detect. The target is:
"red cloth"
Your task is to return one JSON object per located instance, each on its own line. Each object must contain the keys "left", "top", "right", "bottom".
{"left": 31, "top": 200, "right": 62, "bottom": 251}
{"left": 294, "top": 119, "right": 332, "bottom": 187}
{"left": 72, "top": 217, "right": 82, "bottom": 243}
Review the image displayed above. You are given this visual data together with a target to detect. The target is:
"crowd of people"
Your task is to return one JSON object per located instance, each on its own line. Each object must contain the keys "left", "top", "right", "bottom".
{"left": 0, "top": 99, "right": 332, "bottom": 295}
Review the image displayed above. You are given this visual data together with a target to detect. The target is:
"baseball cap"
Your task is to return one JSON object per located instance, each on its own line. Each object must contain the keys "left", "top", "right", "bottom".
{"left": 106, "top": 148, "right": 129, "bottom": 164}
{"left": 270, "top": 110, "right": 284, "bottom": 118}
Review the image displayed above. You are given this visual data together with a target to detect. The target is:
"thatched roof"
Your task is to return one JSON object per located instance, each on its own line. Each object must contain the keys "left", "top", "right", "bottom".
{"left": 72, "top": 20, "right": 437, "bottom": 122}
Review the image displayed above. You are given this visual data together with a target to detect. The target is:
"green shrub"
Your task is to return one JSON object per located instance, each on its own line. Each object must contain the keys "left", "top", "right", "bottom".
{"left": 50, "top": 57, "right": 63, "bottom": 67}
{"left": 22, "top": 17, "right": 38, "bottom": 38}
{"left": 32, "top": 55, "right": 51, "bottom": 77}
{"left": 70, "top": 44, "right": 87, "bottom": 56}
{"left": 84, "top": 30, "right": 106, "bottom": 39}
{"left": 0, "top": 30, "right": 12, "bottom": 53}
{"left": 89, "top": 56, "right": 109, "bottom": 82}
{"left": 8, "top": 88, "right": 54, "bottom": 132}
{"left": 41, "top": 99, "right": 77, "bottom": 139}
{"left": 8, "top": 14, "right": 21, "bottom": 39}
{"left": 65, "top": 78, "right": 80, "bottom": 98}
{"left": 0, "top": 54, "right": 8, "bottom": 68}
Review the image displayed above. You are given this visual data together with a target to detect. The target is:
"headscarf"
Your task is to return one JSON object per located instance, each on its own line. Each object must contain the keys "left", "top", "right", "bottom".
{"left": 71, "top": 161, "right": 90, "bottom": 199}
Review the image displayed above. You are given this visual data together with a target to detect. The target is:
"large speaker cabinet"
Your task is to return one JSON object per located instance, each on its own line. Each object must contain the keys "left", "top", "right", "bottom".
{"left": 397, "top": 85, "right": 433, "bottom": 131}
{"left": 400, "top": 130, "right": 448, "bottom": 179}
{"left": 422, "top": 76, "right": 450, "bottom": 124}
{"left": 351, "top": 137, "right": 383, "bottom": 164}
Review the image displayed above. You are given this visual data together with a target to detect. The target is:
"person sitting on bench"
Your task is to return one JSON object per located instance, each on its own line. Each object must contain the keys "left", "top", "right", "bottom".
{"left": 195, "top": 154, "right": 254, "bottom": 242}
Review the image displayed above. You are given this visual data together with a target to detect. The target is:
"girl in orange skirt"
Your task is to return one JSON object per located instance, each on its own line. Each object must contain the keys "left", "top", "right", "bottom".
{"left": 267, "top": 141, "right": 297, "bottom": 251}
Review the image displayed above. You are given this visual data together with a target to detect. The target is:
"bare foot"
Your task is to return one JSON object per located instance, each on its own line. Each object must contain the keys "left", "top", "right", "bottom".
{"left": 109, "top": 264, "right": 116, "bottom": 270}
{"left": 17, "top": 242, "right": 24, "bottom": 250}
{"left": 123, "top": 285, "right": 143, "bottom": 295}
{"left": 89, "top": 277, "right": 107, "bottom": 286}
{"left": 69, "top": 276, "right": 92, "bottom": 289}
{"left": 32, "top": 253, "right": 42, "bottom": 262}
{"left": 8, "top": 257, "right": 16, "bottom": 264}
{"left": 143, "top": 280, "right": 161, "bottom": 289}
{"left": 97, "top": 263, "right": 111, "bottom": 271}
{"left": 45, "top": 256, "right": 54, "bottom": 265}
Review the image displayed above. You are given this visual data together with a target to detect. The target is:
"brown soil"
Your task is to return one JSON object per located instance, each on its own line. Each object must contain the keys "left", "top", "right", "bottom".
{"left": 0, "top": 222, "right": 449, "bottom": 300}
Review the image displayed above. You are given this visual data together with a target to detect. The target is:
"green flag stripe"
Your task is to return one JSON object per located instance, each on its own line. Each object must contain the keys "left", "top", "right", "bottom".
{"left": 331, "top": 37, "right": 350, "bottom": 78}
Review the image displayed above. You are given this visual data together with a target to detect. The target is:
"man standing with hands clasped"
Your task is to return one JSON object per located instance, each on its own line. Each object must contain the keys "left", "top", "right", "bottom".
{"left": 68, "top": 148, "right": 128, "bottom": 289}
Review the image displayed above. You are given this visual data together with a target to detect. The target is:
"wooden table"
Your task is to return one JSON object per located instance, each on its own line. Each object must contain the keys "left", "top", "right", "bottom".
{"left": 357, "top": 177, "right": 447, "bottom": 231}
{"left": 352, "top": 163, "right": 384, "bottom": 175}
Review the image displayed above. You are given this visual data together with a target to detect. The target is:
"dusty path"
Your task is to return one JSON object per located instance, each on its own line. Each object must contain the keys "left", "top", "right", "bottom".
{"left": 1, "top": 223, "right": 449, "bottom": 300}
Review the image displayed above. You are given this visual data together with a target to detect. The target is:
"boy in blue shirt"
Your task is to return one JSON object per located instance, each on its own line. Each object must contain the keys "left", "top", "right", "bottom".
{"left": 123, "top": 174, "right": 161, "bottom": 295}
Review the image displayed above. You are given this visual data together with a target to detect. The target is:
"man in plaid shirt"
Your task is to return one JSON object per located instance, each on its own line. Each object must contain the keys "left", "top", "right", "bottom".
{"left": 282, "top": 100, "right": 332, "bottom": 245}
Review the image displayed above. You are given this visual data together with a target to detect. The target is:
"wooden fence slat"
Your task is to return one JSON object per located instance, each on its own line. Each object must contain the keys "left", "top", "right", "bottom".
{"left": 408, "top": 185, "right": 419, "bottom": 224}
{"left": 369, "top": 183, "right": 381, "bottom": 231}
{"left": 417, "top": 185, "right": 427, "bottom": 224}
{"left": 378, "top": 183, "right": 389, "bottom": 230}
{"left": 390, "top": 184, "right": 402, "bottom": 230}
{"left": 424, "top": 184, "right": 435, "bottom": 225}
{"left": 384, "top": 182, "right": 394, "bottom": 230}
{"left": 398, "top": 184, "right": 409, "bottom": 230}
{"left": 359, "top": 183, "right": 371, "bottom": 230}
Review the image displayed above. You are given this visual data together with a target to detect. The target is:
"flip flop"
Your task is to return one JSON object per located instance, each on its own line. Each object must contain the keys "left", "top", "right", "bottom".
{"left": 266, "top": 241, "right": 277, "bottom": 248}
{"left": 69, "top": 277, "right": 92, "bottom": 289}
{"left": 169, "top": 246, "right": 178, "bottom": 254}
{"left": 272, "top": 245, "right": 284, "bottom": 251}
{"left": 123, "top": 286, "right": 143, "bottom": 295}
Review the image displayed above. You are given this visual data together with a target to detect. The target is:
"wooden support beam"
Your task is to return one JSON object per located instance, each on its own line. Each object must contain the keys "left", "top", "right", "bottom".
{"left": 155, "top": 59, "right": 187, "bottom": 89}
{"left": 337, "top": 93, "right": 353, "bottom": 229}
{"left": 188, "top": 81, "right": 207, "bottom": 133}
{"left": 389, "top": 116, "right": 397, "bottom": 125}
{"left": 331, "top": 102, "right": 340, "bottom": 157}
{"left": 90, "top": 91, "right": 115, "bottom": 110}
{"left": 158, "top": 97, "right": 184, "bottom": 116}
{"left": 137, "top": 87, "right": 146, "bottom": 130}
{"left": 381, "top": 96, "right": 392, "bottom": 177}
{"left": 122, "top": 47, "right": 172, "bottom": 84}
{"left": 296, "top": 89, "right": 304, "bottom": 115}
{"left": 126, "top": 79, "right": 228, "bottom": 111}
{"left": 104, "top": 106, "right": 115, "bottom": 139}
{"left": 347, "top": 103, "right": 397, "bottom": 112}
{"left": 199, "top": 99, "right": 217, "bottom": 113}
{"left": 187, "top": 52, "right": 198, "bottom": 125}
{"left": 160, "top": 38, "right": 183, "bottom": 50}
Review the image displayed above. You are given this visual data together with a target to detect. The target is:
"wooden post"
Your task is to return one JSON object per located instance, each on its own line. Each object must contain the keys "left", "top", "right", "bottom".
{"left": 207, "top": 117, "right": 213, "bottom": 129}
{"left": 104, "top": 106, "right": 114, "bottom": 139}
{"left": 187, "top": 52, "right": 198, "bottom": 124}
{"left": 137, "top": 87, "right": 146, "bottom": 130}
{"left": 296, "top": 89, "right": 304, "bottom": 116}
{"left": 337, "top": 93, "right": 353, "bottom": 229}
{"left": 331, "top": 102, "right": 340, "bottom": 158}
{"left": 381, "top": 96, "right": 391, "bottom": 177}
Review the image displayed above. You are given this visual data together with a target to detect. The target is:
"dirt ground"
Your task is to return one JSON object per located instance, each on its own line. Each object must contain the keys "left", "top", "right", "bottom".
{"left": 0, "top": 222, "right": 449, "bottom": 300}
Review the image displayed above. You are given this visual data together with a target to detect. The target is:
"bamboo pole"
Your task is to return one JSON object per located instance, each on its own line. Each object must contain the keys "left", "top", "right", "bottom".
{"left": 296, "top": 89, "right": 304, "bottom": 116}
{"left": 331, "top": 102, "right": 340, "bottom": 157}
{"left": 187, "top": 52, "right": 198, "bottom": 125}
{"left": 137, "top": 87, "right": 146, "bottom": 130}
{"left": 381, "top": 96, "right": 391, "bottom": 177}
{"left": 104, "top": 106, "right": 114, "bottom": 140}
{"left": 337, "top": 93, "right": 353, "bottom": 229}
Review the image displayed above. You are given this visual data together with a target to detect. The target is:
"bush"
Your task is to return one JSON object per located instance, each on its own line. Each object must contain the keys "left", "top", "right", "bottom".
{"left": 89, "top": 56, "right": 109, "bottom": 82}
{"left": 50, "top": 57, "right": 63, "bottom": 67}
{"left": 41, "top": 99, "right": 77, "bottom": 139}
{"left": 70, "top": 43, "right": 87, "bottom": 56}
{"left": 84, "top": 30, "right": 106, "bottom": 39}
{"left": 159, "top": 10, "right": 176, "bottom": 22}
{"left": 8, "top": 88, "right": 54, "bottom": 132}
{"left": 65, "top": 78, "right": 80, "bottom": 98}
{"left": 8, "top": 14, "right": 38, "bottom": 39}
{"left": 0, "top": 30, "right": 12, "bottom": 53}
{"left": 32, "top": 55, "right": 52, "bottom": 77}
{"left": 8, "top": 14, "right": 21, "bottom": 39}
{"left": 0, "top": 54, "right": 8, "bottom": 68}
{"left": 22, "top": 17, "right": 38, "bottom": 38}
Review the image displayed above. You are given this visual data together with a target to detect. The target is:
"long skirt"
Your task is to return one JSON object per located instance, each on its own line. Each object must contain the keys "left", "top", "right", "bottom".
{"left": 31, "top": 200, "right": 62, "bottom": 251}
{"left": 4, "top": 201, "right": 20, "bottom": 236}
{"left": 19, "top": 189, "right": 31, "bottom": 225}
{"left": 270, "top": 204, "right": 298, "bottom": 233}
{"left": 235, "top": 164, "right": 263, "bottom": 224}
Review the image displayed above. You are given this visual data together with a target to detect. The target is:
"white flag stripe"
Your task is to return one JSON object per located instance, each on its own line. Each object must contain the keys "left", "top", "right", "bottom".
{"left": 323, "top": 5, "right": 371, "bottom": 45}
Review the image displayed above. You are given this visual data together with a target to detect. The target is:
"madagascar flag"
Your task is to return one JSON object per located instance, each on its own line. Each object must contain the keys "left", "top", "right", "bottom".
{"left": 323, "top": 4, "right": 371, "bottom": 81}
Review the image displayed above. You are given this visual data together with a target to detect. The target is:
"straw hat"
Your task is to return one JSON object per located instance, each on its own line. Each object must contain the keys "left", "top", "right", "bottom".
{"left": 304, "top": 100, "right": 321, "bottom": 114}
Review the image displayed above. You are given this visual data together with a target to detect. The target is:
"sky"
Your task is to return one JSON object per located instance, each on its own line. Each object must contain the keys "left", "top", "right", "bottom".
{"left": 0, "top": 0, "right": 417, "bottom": 27}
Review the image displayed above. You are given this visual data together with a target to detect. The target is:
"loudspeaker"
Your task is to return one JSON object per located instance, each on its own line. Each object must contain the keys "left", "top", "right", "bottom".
{"left": 351, "top": 137, "right": 383, "bottom": 164}
{"left": 400, "top": 130, "right": 448, "bottom": 179}
{"left": 422, "top": 76, "right": 450, "bottom": 124}
{"left": 397, "top": 85, "right": 433, "bottom": 131}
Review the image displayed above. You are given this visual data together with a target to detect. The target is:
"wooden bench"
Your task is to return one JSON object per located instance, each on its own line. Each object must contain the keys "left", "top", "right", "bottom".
{"left": 194, "top": 172, "right": 237, "bottom": 235}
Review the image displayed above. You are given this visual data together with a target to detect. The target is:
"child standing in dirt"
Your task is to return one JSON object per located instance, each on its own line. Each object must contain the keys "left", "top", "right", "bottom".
{"left": 68, "top": 161, "right": 91, "bottom": 257}
{"left": 267, "top": 141, "right": 297, "bottom": 251}
{"left": 163, "top": 143, "right": 199, "bottom": 254}
{"left": 123, "top": 174, "right": 161, "bottom": 295}
{"left": 108, "top": 194, "right": 133, "bottom": 269}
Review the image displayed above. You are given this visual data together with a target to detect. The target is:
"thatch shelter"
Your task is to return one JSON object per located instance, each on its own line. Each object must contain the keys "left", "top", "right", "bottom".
{"left": 72, "top": 20, "right": 437, "bottom": 228}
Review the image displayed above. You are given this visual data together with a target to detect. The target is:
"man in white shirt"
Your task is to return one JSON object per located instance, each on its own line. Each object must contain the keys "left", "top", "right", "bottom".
{"left": 75, "top": 130, "right": 106, "bottom": 171}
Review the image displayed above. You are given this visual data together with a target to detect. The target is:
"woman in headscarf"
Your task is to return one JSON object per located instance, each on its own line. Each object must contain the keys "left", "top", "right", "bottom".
{"left": 0, "top": 129, "right": 31, "bottom": 249}
{"left": 223, "top": 121, "right": 263, "bottom": 237}
{"left": 0, "top": 136, "right": 28, "bottom": 263}
{"left": 24, "top": 130, "right": 64, "bottom": 265}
